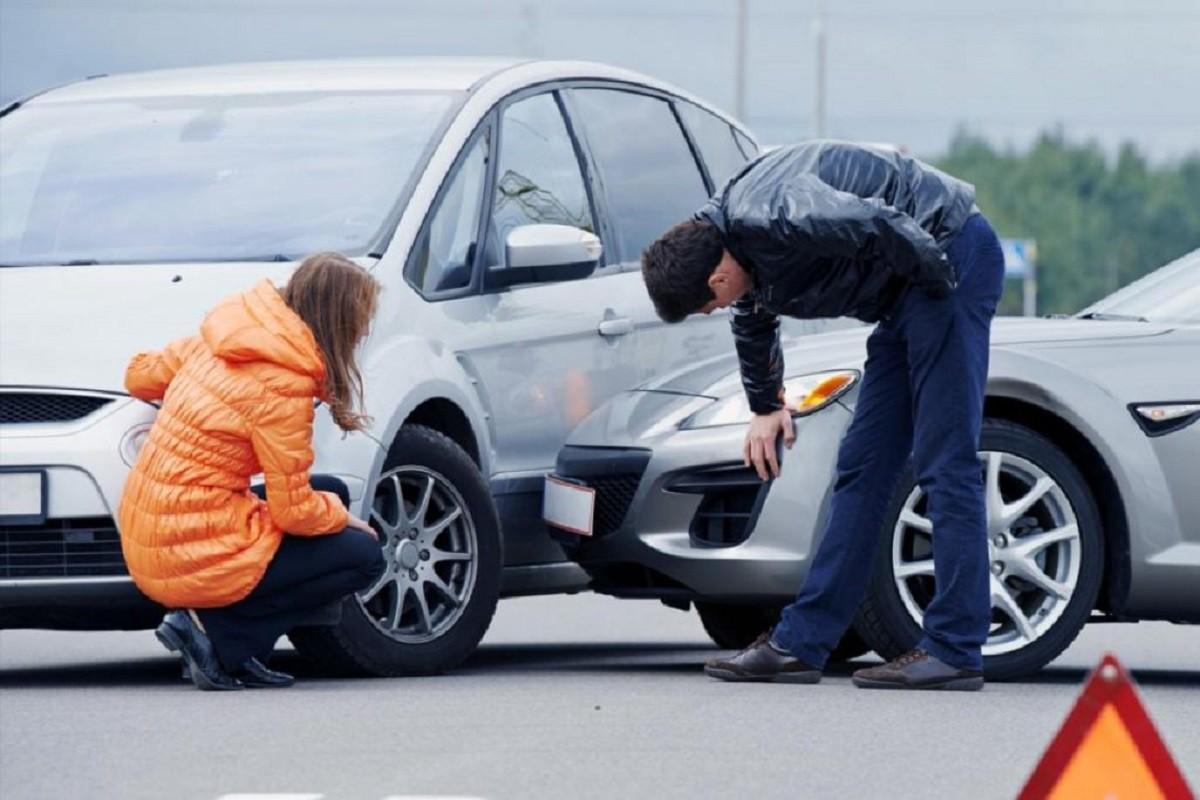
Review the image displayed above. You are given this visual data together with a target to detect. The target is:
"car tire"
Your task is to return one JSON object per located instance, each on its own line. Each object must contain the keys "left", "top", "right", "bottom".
{"left": 854, "top": 419, "right": 1104, "bottom": 681}
{"left": 291, "top": 424, "right": 501, "bottom": 677}
{"left": 697, "top": 602, "right": 871, "bottom": 661}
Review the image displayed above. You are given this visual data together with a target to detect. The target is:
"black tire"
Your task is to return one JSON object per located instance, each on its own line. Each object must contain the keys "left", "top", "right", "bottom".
{"left": 697, "top": 602, "right": 871, "bottom": 661}
{"left": 853, "top": 419, "right": 1104, "bottom": 681}
{"left": 696, "top": 602, "right": 778, "bottom": 650}
{"left": 291, "top": 424, "right": 502, "bottom": 677}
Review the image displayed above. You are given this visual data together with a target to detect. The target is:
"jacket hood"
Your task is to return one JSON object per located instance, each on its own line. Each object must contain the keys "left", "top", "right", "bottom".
{"left": 201, "top": 279, "right": 326, "bottom": 383}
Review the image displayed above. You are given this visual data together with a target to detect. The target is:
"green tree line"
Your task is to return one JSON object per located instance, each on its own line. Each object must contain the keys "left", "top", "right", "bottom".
{"left": 936, "top": 131, "right": 1200, "bottom": 315}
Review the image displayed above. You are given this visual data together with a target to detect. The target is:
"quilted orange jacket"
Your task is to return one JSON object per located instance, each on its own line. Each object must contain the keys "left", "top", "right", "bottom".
{"left": 117, "top": 280, "right": 349, "bottom": 608}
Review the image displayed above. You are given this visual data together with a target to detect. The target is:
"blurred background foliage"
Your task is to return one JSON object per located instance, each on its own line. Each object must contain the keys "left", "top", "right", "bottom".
{"left": 937, "top": 130, "right": 1200, "bottom": 315}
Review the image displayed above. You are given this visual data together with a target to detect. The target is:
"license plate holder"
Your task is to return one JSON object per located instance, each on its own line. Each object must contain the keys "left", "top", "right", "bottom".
{"left": 0, "top": 469, "right": 47, "bottom": 525}
{"left": 543, "top": 475, "right": 595, "bottom": 537}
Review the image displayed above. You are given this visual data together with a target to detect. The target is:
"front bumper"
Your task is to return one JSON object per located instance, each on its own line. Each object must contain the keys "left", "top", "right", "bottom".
{"left": 0, "top": 392, "right": 160, "bottom": 627}
{"left": 550, "top": 390, "right": 853, "bottom": 602}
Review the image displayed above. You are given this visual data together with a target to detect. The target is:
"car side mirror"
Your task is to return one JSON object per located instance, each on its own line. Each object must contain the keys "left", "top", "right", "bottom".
{"left": 489, "top": 224, "right": 603, "bottom": 288}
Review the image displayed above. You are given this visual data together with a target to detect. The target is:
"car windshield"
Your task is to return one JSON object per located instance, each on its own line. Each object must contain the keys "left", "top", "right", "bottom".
{"left": 1079, "top": 249, "right": 1200, "bottom": 324}
{"left": 0, "top": 90, "right": 458, "bottom": 265}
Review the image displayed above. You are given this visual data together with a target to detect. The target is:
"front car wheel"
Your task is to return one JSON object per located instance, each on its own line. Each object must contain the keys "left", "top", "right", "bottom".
{"left": 855, "top": 419, "right": 1104, "bottom": 681}
{"left": 291, "top": 424, "right": 501, "bottom": 676}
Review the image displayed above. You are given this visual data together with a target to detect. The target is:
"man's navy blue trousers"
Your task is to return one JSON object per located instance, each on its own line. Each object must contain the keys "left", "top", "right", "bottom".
{"left": 772, "top": 213, "right": 1005, "bottom": 671}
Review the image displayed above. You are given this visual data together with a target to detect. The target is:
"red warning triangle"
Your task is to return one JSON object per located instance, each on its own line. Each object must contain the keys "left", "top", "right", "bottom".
{"left": 1019, "top": 652, "right": 1195, "bottom": 799}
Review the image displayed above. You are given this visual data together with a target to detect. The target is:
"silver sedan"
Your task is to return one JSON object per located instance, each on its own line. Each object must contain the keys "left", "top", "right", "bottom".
{"left": 547, "top": 249, "right": 1200, "bottom": 679}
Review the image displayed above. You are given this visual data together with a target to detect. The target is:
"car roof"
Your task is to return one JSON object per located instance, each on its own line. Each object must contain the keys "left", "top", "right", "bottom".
{"left": 22, "top": 57, "right": 749, "bottom": 133}
{"left": 29, "top": 58, "right": 526, "bottom": 102}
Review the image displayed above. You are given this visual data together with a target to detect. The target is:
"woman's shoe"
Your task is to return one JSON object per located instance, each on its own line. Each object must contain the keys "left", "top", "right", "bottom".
{"left": 232, "top": 657, "right": 295, "bottom": 688}
{"left": 155, "top": 611, "right": 242, "bottom": 691}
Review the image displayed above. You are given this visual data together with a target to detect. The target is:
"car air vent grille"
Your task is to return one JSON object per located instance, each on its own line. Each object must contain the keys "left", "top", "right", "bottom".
{"left": 0, "top": 393, "right": 114, "bottom": 424}
{"left": 0, "top": 517, "right": 128, "bottom": 578}
{"left": 666, "top": 465, "right": 769, "bottom": 548}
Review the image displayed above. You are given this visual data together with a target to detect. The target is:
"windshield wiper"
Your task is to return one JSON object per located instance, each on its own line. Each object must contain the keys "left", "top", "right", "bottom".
{"left": 1077, "top": 312, "right": 1148, "bottom": 322}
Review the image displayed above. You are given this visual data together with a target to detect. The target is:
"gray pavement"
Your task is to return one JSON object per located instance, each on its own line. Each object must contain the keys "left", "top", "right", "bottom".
{"left": 1, "top": 593, "right": 1197, "bottom": 800}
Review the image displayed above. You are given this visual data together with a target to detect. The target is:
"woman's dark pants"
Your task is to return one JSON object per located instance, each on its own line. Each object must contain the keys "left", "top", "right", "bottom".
{"left": 771, "top": 214, "right": 1006, "bottom": 672}
{"left": 197, "top": 477, "right": 385, "bottom": 671}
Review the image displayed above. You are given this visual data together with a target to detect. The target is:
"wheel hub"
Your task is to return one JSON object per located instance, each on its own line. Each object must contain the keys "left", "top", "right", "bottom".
{"left": 397, "top": 540, "right": 420, "bottom": 570}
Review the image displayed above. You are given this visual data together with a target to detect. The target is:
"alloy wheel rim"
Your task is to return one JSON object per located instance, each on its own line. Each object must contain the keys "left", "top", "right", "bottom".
{"left": 891, "top": 450, "right": 1081, "bottom": 657}
{"left": 357, "top": 466, "right": 477, "bottom": 644}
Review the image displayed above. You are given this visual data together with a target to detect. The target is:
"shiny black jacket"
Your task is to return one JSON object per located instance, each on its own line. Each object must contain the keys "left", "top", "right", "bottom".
{"left": 695, "top": 141, "right": 977, "bottom": 413}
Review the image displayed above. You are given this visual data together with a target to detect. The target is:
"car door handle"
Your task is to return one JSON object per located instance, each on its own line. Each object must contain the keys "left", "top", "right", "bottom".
{"left": 597, "top": 317, "right": 634, "bottom": 337}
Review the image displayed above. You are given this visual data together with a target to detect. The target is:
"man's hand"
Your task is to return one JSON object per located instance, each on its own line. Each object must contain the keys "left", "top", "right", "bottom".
{"left": 346, "top": 513, "right": 378, "bottom": 540}
{"left": 743, "top": 408, "right": 796, "bottom": 481}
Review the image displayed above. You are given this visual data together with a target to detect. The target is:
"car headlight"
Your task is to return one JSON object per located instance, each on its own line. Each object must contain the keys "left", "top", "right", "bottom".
{"left": 682, "top": 370, "right": 859, "bottom": 429}
{"left": 119, "top": 423, "right": 153, "bottom": 467}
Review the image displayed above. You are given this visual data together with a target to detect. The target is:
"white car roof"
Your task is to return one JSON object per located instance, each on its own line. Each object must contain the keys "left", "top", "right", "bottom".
{"left": 25, "top": 57, "right": 749, "bottom": 131}
{"left": 31, "top": 58, "right": 526, "bottom": 102}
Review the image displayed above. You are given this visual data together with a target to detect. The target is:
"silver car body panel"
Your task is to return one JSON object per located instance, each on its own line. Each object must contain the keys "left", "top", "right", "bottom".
{"left": 562, "top": 316, "right": 1200, "bottom": 620}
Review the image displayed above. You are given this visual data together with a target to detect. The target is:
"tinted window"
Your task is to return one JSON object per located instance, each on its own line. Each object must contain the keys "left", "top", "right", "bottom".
{"left": 483, "top": 93, "right": 593, "bottom": 268}
{"left": 0, "top": 92, "right": 456, "bottom": 265}
{"left": 408, "top": 131, "right": 489, "bottom": 295}
{"left": 570, "top": 89, "right": 709, "bottom": 264}
{"left": 677, "top": 102, "right": 750, "bottom": 188}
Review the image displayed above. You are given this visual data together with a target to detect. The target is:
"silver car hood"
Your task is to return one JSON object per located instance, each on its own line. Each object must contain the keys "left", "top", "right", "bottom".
{"left": 0, "top": 262, "right": 302, "bottom": 392}
{"left": 641, "top": 316, "right": 1173, "bottom": 398}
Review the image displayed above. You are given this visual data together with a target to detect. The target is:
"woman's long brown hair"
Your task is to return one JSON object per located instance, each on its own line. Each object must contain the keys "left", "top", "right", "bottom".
{"left": 283, "top": 252, "right": 381, "bottom": 433}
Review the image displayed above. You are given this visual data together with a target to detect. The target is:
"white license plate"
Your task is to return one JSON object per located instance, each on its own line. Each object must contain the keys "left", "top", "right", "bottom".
{"left": 0, "top": 471, "right": 46, "bottom": 523}
{"left": 543, "top": 475, "right": 595, "bottom": 537}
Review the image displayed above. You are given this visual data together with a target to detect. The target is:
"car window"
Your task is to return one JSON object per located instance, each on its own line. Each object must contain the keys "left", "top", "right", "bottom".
{"left": 483, "top": 93, "right": 593, "bottom": 270}
{"left": 570, "top": 90, "right": 710, "bottom": 265}
{"left": 733, "top": 128, "right": 759, "bottom": 160}
{"left": 0, "top": 91, "right": 457, "bottom": 265}
{"left": 407, "top": 130, "right": 489, "bottom": 295}
{"left": 1081, "top": 249, "right": 1200, "bottom": 324}
{"left": 676, "top": 102, "right": 750, "bottom": 189}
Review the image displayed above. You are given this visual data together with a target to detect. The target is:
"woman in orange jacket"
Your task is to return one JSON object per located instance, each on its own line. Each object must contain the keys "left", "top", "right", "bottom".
{"left": 118, "top": 252, "right": 385, "bottom": 690}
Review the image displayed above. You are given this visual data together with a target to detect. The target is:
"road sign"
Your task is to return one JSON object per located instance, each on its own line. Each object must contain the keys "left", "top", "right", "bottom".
{"left": 1019, "top": 653, "right": 1194, "bottom": 799}
{"left": 1002, "top": 238, "right": 1037, "bottom": 278}
{"left": 1000, "top": 238, "right": 1039, "bottom": 316}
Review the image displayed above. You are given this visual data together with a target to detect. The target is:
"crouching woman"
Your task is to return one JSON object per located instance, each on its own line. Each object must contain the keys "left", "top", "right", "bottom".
{"left": 117, "top": 252, "right": 385, "bottom": 690}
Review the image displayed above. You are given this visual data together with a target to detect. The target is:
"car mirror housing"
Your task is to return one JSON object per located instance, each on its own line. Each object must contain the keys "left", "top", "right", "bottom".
{"left": 490, "top": 224, "right": 602, "bottom": 288}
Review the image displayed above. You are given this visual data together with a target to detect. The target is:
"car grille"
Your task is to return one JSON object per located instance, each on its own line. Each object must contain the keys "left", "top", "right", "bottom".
{"left": 665, "top": 465, "right": 769, "bottom": 547}
{"left": 589, "top": 474, "right": 644, "bottom": 537}
{"left": 0, "top": 392, "right": 114, "bottom": 424}
{"left": 0, "top": 517, "right": 128, "bottom": 578}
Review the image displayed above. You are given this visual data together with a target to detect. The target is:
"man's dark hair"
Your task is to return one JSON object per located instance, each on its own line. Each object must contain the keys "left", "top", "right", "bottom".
{"left": 640, "top": 219, "right": 725, "bottom": 323}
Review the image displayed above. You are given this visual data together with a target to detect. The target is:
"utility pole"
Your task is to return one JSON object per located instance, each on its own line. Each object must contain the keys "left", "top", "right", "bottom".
{"left": 734, "top": 0, "right": 748, "bottom": 121}
{"left": 812, "top": 0, "right": 826, "bottom": 138}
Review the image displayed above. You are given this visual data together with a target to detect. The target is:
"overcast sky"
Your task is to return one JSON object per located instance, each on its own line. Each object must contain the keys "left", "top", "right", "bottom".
{"left": 2, "top": 0, "right": 1197, "bottom": 160}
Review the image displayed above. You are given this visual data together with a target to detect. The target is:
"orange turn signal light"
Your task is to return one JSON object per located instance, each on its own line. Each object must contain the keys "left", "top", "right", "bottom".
{"left": 795, "top": 373, "right": 855, "bottom": 412}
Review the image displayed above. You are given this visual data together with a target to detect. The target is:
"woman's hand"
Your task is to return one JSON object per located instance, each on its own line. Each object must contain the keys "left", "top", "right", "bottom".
{"left": 743, "top": 408, "right": 796, "bottom": 481}
{"left": 346, "top": 513, "right": 378, "bottom": 540}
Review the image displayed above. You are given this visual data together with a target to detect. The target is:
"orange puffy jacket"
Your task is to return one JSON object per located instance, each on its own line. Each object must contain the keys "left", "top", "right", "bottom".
{"left": 117, "top": 280, "right": 349, "bottom": 609}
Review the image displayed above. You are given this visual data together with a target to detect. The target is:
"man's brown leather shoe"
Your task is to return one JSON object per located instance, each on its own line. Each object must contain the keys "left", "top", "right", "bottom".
{"left": 852, "top": 648, "right": 983, "bottom": 691}
{"left": 704, "top": 632, "right": 822, "bottom": 684}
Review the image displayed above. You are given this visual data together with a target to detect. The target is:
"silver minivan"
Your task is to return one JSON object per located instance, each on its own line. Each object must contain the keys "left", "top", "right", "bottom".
{"left": 0, "top": 58, "right": 832, "bottom": 675}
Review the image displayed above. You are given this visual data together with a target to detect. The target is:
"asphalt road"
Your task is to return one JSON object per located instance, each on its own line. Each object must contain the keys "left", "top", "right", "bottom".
{"left": 1, "top": 594, "right": 1197, "bottom": 800}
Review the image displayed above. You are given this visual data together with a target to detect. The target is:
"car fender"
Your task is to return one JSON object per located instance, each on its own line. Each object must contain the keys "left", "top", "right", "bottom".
{"left": 987, "top": 346, "right": 1186, "bottom": 616}
{"left": 312, "top": 334, "right": 493, "bottom": 514}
